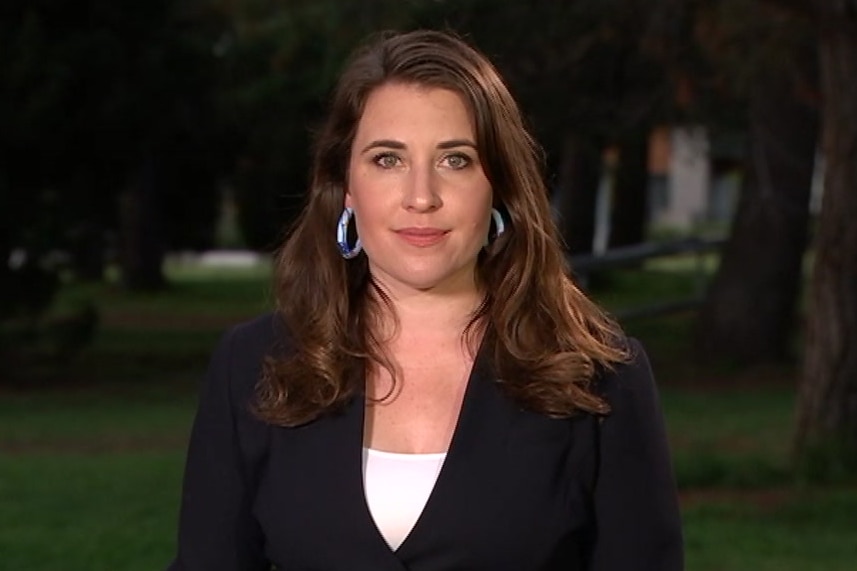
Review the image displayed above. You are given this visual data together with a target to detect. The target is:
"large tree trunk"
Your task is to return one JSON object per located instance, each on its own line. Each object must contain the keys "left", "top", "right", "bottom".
{"left": 119, "top": 154, "right": 166, "bottom": 291}
{"left": 794, "top": 3, "right": 857, "bottom": 480}
{"left": 69, "top": 220, "right": 106, "bottom": 282}
{"left": 609, "top": 132, "right": 650, "bottom": 249}
{"left": 554, "top": 135, "right": 602, "bottom": 257}
{"left": 0, "top": 225, "right": 13, "bottom": 320}
{"left": 693, "top": 61, "right": 819, "bottom": 364}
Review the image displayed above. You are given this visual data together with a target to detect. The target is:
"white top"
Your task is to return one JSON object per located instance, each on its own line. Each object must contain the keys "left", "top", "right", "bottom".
{"left": 362, "top": 447, "right": 447, "bottom": 551}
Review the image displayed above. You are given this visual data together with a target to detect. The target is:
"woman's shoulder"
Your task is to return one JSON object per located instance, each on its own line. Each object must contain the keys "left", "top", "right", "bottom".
{"left": 223, "top": 311, "right": 291, "bottom": 350}
{"left": 225, "top": 311, "right": 291, "bottom": 351}
{"left": 208, "top": 311, "right": 293, "bottom": 392}
{"left": 592, "top": 336, "right": 664, "bottom": 421}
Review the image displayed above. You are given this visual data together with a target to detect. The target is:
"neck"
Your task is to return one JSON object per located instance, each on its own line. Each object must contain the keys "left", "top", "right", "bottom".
{"left": 370, "top": 279, "right": 485, "bottom": 342}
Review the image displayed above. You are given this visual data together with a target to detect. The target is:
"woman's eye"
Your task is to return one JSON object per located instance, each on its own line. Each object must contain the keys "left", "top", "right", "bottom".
{"left": 443, "top": 153, "right": 471, "bottom": 170}
{"left": 373, "top": 153, "right": 401, "bottom": 169}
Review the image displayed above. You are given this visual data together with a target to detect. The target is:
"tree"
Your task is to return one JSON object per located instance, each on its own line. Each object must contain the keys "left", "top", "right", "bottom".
{"left": 609, "top": 131, "right": 650, "bottom": 249}
{"left": 689, "top": 0, "right": 820, "bottom": 364}
{"left": 111, "top": 0, "right": 227, "bottom": 289}
{"left": 793, "top": 0, "right": 857, "bottom": 480}
{"left": 0, "top": 0, "right": 227, "bottom": 293}
{"left": 554, "top": 136, "right": 604, "bottom": 255}
{"left": 0, "top": 1, "right": 102, "bottom": 316}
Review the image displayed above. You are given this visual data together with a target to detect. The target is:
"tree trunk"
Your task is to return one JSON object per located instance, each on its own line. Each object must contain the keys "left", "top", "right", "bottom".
{"left": 609, "top": 132, "right": 650, "bottom": 249}
{"left": 794, "top": 3, "right": 857, "bottom": 480}
{"left": 0, "top": 225, "right": 13, "bottom": 320}
{"left": 694, "top": 61, "right": 819, "bottom": 364}
{"left": 554, "top": 135, "right": 602, "bottom": 257}
{"left": 119, "top": 154, "right": 166, "bottom": 291}
{"left": 69, "top": 221, "right": 106, "bottom": 282}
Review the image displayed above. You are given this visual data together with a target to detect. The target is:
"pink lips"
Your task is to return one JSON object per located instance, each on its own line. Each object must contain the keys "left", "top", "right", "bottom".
{"left": 395, "top": 227, "right": 449, "bottom": 247}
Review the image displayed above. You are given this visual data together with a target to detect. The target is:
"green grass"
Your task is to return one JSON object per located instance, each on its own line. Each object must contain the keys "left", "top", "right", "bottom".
{"left": 71, "top": 259, "right": 274, "bottom": 320}
{"left": 0, "top": 453, "right": 182, "bottom": 571}
{"left": 664, "top": 388, "right": 797, "bottom": 488}
{"left": 0, "top": 387, "right": 196, "bottom": 452}
{"left": 4, "top": 260, "right": 273, "bottom": 385}
{"left": 683, "top": 489, "right": 857, "bottom": 571}
{"left": 0, "top": 385, "right": 194, "bottom": 571}
{"left": 2, "top": 257, "right": 856, "bottom": 570}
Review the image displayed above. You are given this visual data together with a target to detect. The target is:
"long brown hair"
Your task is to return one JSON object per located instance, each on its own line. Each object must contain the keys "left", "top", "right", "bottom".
{"left": 255, "top": 29, "right": 628, "bottom": 426}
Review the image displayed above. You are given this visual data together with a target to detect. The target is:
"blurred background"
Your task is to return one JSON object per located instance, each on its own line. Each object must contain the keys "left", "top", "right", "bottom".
{"left": 2, "top": 1, "right": 856, "bottom": 569}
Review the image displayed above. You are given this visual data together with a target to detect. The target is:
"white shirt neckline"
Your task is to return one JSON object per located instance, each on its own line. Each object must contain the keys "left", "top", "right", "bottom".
{"left": 362, "top": 446, "right": 448, "bottom": 551}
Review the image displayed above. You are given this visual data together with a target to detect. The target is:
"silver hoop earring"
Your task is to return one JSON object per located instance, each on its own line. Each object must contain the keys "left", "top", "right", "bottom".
{"left": 337, "top": 207, "right": 362, "bottom": 259}
{"left": 491, "top": 207, "right": 506, "bottom": 237}
{"left": 485, "top": 207, "right": 506, "bottom": 246}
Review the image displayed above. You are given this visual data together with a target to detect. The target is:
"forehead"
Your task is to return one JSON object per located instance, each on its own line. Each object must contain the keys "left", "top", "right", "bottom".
{"left": 353, "top": 82, "right": 476, "bottom": 142}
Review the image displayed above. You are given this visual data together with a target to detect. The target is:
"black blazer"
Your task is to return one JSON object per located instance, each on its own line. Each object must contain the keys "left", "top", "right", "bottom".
{"left": 167, "top": 313, "right": 683, "bottom": 570}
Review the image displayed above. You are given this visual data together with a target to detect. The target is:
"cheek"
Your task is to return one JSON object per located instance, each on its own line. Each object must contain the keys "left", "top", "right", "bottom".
{"left": 348, "top": 194, "right": 390, "bottom": 241}
{"left": 472, "top": 193, "right": 494, "bottom": 232}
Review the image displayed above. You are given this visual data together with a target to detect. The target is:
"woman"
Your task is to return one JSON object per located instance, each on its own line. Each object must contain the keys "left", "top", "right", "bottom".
{"left": 167, "top": 29, "right": 683, "bottom": 570}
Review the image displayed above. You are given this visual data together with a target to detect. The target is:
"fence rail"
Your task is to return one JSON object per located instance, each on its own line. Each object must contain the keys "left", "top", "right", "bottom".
{"left": 569, "top": 236, "right": 726, "bottom": 320}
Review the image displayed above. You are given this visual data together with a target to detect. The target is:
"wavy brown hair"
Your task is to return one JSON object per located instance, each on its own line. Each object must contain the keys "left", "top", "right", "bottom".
{"left": 255, "top": 29, "right": 628, "bottom": 427}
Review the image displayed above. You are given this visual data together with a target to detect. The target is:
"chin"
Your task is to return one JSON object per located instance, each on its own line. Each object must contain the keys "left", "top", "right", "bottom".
{"left": 371, "top": 264, "right": 474, "bottom": 294}
{"left": 390, "top": 273, "right": 450, "bottom": 292}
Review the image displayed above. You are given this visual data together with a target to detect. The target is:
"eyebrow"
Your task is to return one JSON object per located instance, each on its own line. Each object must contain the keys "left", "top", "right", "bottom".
{"left": 437, "top": 139, "right": 477, "bottom": 150}
{"left": 360, "top": 138, "right": 477, "bottom": 153}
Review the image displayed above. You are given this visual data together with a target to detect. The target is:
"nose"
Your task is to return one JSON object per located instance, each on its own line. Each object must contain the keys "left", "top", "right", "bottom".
{"left": 402, "top": 163, "right": 442, "bottom": 212}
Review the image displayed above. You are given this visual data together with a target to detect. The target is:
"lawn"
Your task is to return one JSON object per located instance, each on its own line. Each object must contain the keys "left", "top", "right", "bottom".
{"left": 2, "top": 258, "right": 855, "bottom": 570}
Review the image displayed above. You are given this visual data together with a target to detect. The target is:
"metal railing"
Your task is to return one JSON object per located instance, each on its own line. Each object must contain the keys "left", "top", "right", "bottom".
{"left": 569, "top": 236, "right": 726, "bottom": 320}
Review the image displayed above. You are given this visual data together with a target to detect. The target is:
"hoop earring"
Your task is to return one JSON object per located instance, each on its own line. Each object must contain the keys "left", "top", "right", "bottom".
{"left": 485, "top": 207, "right": 506, "bottom": 246}
{"left": 337, "top": 207, "right": 362, "bottom": 259}
{"left": 491, "top": 207, "right": 506, "bottom": 238}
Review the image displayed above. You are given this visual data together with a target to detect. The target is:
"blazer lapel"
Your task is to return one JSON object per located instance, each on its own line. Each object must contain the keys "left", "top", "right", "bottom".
{"left": 298, "top": 364, "right": 517, "bottom": 571}
{"left": 394, "top": 348, "right": 520, "bottom": 562}
{"left": 259, "top": 391, "right": 408, "bottom": 571}
{"left": 333, "top": 394, "right": 411, "bottom": 570}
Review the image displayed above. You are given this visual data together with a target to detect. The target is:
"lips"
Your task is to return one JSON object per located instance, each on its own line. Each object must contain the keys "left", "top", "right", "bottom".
{"left": 395, "top": 227, "right": 449, "bottom": 247}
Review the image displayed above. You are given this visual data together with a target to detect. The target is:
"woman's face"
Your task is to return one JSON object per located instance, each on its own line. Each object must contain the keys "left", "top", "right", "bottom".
{"left": 345, "top": 82, "right": 493, "bottom": 297}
